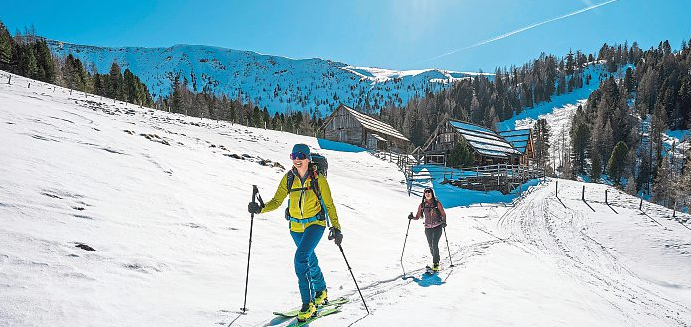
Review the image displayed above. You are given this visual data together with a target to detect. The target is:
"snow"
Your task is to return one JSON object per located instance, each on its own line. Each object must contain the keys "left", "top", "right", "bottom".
{"left": 47, "top": 41, "right": 467, "bottom": 116}
{"left": 448, "top": 121, "right": 520, "bottom": 157}
{"left": 498, "top": 64, "right": 608, "bottom": 133}
{"left": 2, "top": 71, "right": 691, "bottom": 327}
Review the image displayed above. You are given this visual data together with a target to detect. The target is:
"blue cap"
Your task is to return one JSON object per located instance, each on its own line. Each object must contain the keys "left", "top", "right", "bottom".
{"left": 291, "top": 143, "right": 311, "bottom": 160}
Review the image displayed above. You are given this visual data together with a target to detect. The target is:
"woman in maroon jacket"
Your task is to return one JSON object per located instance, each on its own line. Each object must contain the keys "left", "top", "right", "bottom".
{"left": 408, "top": 187, "right": 447, "bottom": 272}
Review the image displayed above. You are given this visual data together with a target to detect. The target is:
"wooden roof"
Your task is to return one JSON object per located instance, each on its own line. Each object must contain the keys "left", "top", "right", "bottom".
{"left": 498, "top": 129, "right": 531, "bottom": 155}
{"left": 322, "top": 104, "right": 409, "bottom": 142}
{"left": 447, "top": 119, "right": 521, "bottom": 158}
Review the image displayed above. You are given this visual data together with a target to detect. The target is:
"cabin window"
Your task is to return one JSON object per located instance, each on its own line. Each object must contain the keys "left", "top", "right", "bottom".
{"left": 440, "top": 133, "right": 454, "bottom": 143}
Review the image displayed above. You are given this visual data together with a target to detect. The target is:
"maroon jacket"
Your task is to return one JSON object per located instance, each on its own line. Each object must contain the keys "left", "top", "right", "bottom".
{"left": 415, "top": 199, "right": 446, "bottom": 229}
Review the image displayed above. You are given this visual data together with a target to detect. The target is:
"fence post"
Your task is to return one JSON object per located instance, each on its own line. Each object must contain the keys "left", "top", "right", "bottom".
{"left": 605, "top": 189, "right": 608, "bottom": 205}
{"left": 555, "top": 180, "right": 558, "bottom": 196}
{"left": 582, "top": 185, "right": 585, "bottom": 201}
{"left": 7, "top": 75, "right": 11, "bottom": 84}
{"left": 28, "top": 82, "right": 30, "bottom": 88}
{"left": 639, "top": 198, "right": 643, "bottom": 210}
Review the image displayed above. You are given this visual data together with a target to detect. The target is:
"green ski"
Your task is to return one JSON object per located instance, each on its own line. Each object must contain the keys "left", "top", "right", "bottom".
{"left": 273, "top": 297, "right": 349, "bottom": 317}
{"left": 287, "top": 306, "right": 341, "bottom": 327}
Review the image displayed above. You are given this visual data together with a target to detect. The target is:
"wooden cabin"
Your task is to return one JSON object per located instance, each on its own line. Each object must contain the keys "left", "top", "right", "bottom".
{"left": 318, "top": 104, "right": 410, "bottom": 153}
{"left": 421, "top": 118, "right": 521, "bottom": 166}
{"left": 498, "top": 129, "right": 534, "bottom": 165}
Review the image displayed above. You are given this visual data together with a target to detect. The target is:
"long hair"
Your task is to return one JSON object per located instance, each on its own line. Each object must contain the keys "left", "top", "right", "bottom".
{"left": 421, "top": 188, "right": 437, "bottom": 206}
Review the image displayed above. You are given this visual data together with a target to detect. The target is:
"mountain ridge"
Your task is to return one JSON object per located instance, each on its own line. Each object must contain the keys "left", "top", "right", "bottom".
{"left": 47, "top": 39, "right": 487, "bottom": 116}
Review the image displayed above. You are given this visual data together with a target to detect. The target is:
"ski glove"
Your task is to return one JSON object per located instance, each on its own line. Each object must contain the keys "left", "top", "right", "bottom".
{"left": 408, "top": 213, "right": 415, "bottom": 220}
{"left": 328, "top": 227, "right": 343, "bottom": 246}
{"left": 248, "top": 201, "right": 264, "bottom": 214}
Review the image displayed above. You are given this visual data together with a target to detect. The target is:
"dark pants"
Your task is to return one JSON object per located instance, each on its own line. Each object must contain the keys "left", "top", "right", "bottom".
{"left": 290, "top": 225, "right": 326, "bottom": 304}
{"left": 425, "top": 225, "right": 443, "bottom": 265}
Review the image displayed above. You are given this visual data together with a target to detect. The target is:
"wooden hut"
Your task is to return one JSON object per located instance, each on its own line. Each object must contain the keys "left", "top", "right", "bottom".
{"left": 498, "top": 129, "right": 534, "bottom": 165}
{"left": 318, "top": 104, "right": 410, "bottom": 153}
{"left": 421, "top": 118, "right": 521, "bottom": 166}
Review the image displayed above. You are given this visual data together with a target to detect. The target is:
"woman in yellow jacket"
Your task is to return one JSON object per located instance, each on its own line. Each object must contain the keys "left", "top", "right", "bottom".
{"left": 248, "top": 143, "right": 341, "bottom": 321}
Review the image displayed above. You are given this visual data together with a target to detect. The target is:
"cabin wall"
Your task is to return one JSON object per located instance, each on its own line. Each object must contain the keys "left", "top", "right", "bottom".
{"left": 426, "top": 122, "right": 458, "bottom": 152}
{"left": 323, "top": 107, "right": 364, "bottom": 145}
{"left": 322, "top": 106, "right": 410, "bottom": 152}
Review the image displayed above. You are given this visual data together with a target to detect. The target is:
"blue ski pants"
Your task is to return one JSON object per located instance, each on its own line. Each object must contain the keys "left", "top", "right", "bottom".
{"left": 290, "top": 224, "right": 327, "bottom": 304}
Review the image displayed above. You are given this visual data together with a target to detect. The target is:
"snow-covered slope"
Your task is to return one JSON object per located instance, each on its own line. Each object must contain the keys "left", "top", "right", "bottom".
{"left": 1, "top": 71, "right": 691, "bottom": 327}
{"left": 500, "top": 64, "right": 621, "bottom": 173}
{"left": 47, "top": 40, "right": 480, "bottom": 115}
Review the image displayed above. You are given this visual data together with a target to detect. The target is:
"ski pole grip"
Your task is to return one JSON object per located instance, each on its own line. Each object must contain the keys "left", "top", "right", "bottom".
{"left": 328, "top": 227, "right": 334, "bottom": 240}
{"left": 252, "top": 185, "right": 258, "bottom": 203}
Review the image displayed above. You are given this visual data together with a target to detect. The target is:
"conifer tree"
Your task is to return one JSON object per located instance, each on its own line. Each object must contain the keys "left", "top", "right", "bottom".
{"left": 652, "top": 156, "right": 672, "bottom": 206}
{"left": 0, "top": 20, "right": 12, "bottom": 70}
{"left": 590, "top": 154, "right": 602, "bottom": 183}
{"left": 448, "top": 138, "right": 473, "bottom": 168}
{"left": 607, "top": 141, "right": 628, "bottom": 185}
{"left": 532, "top": 118, "right": 551, "bottom": 171}
{"left": 108, "top": 62, "right": 124, "bottom": 100}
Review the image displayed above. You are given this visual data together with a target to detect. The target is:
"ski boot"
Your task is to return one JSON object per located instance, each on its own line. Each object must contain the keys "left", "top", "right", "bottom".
{"left": 432, "top": 263, "right": 440, "bottom": 272}
{"left": 314, "top": 290, "right": 328, "bottom": 307}
{"left": 297, "top": 302, "right": 316, "bottom": 322}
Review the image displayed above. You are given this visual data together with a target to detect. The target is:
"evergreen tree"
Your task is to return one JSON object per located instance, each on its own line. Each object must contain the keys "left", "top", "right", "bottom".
{"left": 570, "top": 120, "right": 589, "bottom": 173}
{"left": 607, "top": 141, "right": 628, "bottom": 185}
{"left": 652, "top": 156, "right": 672, "bottom": 206}
{"left": 0, "top": 20, "right": 12, "bottom": 70}
{"left": 448, "top": 138, "right": 474, "bottom": 168}
{"left": 25, "top": 47, "right": 38, "bottom": 79}
{"left": 532, "top": 118, "right": 551, "bottom": 171}
{"left": 623, "top": 67, "right": 634, "bottom": 94}
{"left": 108, "top": 62, "right": 124, "bottom": 100}
{"left": 590, "top": 154, "right": 602, "bottom": 183}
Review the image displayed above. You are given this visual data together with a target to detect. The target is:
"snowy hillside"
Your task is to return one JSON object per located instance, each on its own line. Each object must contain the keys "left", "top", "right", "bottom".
{"left": 47, "top": 40, "right": 481, "bottom": 116}
{"left": 500, "top": 64, "right": 628, "bottom": 172}
{"left": 2, "top": 71, "right": 691, "bottom": 327}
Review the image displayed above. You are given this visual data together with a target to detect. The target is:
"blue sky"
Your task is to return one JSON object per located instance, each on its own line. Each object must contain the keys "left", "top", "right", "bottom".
{"left": 2, "top": 0, "right": 690, "bottom": 72}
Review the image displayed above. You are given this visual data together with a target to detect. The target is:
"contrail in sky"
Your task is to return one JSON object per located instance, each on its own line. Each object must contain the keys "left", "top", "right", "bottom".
{"left": 418, "top": 0, "right": 618, "bottom": 65}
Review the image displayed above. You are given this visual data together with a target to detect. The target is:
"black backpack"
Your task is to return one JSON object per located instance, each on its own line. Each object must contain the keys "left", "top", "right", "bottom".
{"left": 309, "top": 153, "right": 328, "bottom": 177}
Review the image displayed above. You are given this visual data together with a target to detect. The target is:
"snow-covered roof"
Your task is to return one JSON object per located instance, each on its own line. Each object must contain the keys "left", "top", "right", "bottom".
{"left": 339, "top": 104, "right": 409, "bottom": 142}
{"left": 499, "top": 129, "right": 531, "bottom": 154}
{"left": 448, "top": 120, "right": 521, "bottom": 158}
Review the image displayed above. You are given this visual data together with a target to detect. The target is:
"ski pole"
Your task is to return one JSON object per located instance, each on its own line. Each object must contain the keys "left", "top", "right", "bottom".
{"left": 240, "top": 185, "right": 263, "bottom": 313}
{"left": 400, "top": 217, "right": 412, "bottom": 279}
{"left": 336, "top": 243, "right": 370, "bottom": 314}
{"left": 443, "top": 226, "right": 455, "bottom": 268}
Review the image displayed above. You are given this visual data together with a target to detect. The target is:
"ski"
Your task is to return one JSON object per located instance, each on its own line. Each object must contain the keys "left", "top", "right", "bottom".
{"left": 273, "top": 297, "right": 349, "bottom": 317}
{"left": 425, "top": 265, "right": 440, "bottom": 275}
{"left": 286, "top": 306, "right": 341, "bottom": 327}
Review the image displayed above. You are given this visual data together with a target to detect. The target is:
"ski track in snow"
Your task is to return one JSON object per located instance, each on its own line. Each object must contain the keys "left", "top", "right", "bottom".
{"left": 1, "top": 71, "right": 691, "bottom": 327}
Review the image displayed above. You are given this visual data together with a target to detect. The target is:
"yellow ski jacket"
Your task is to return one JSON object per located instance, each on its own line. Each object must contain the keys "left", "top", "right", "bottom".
{"left": 261, "top": 170, "right": 341, "bottom": 233}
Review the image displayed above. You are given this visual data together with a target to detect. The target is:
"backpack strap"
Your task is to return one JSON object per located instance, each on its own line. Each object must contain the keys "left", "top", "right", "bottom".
{"left": 308, "top": 166, "right": 331, "bottom": 228}
{"left": 285, "top": 166, "right": 330, "bottom": 226}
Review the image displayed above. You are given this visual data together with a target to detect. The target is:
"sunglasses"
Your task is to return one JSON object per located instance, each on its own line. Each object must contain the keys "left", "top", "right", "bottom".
{"left": 290, "top": 152, "right": 309, "bottom": 160}
{"left": 424, "top": 189, "right": 433, "bottom": 194}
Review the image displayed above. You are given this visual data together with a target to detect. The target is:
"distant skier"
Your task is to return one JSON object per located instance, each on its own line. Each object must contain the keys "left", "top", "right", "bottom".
{"left": 248, "top": 143, "right": 342, "bottom": 322}
{"left": 408, "top": 187, "right": 447, "bottom": 272}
